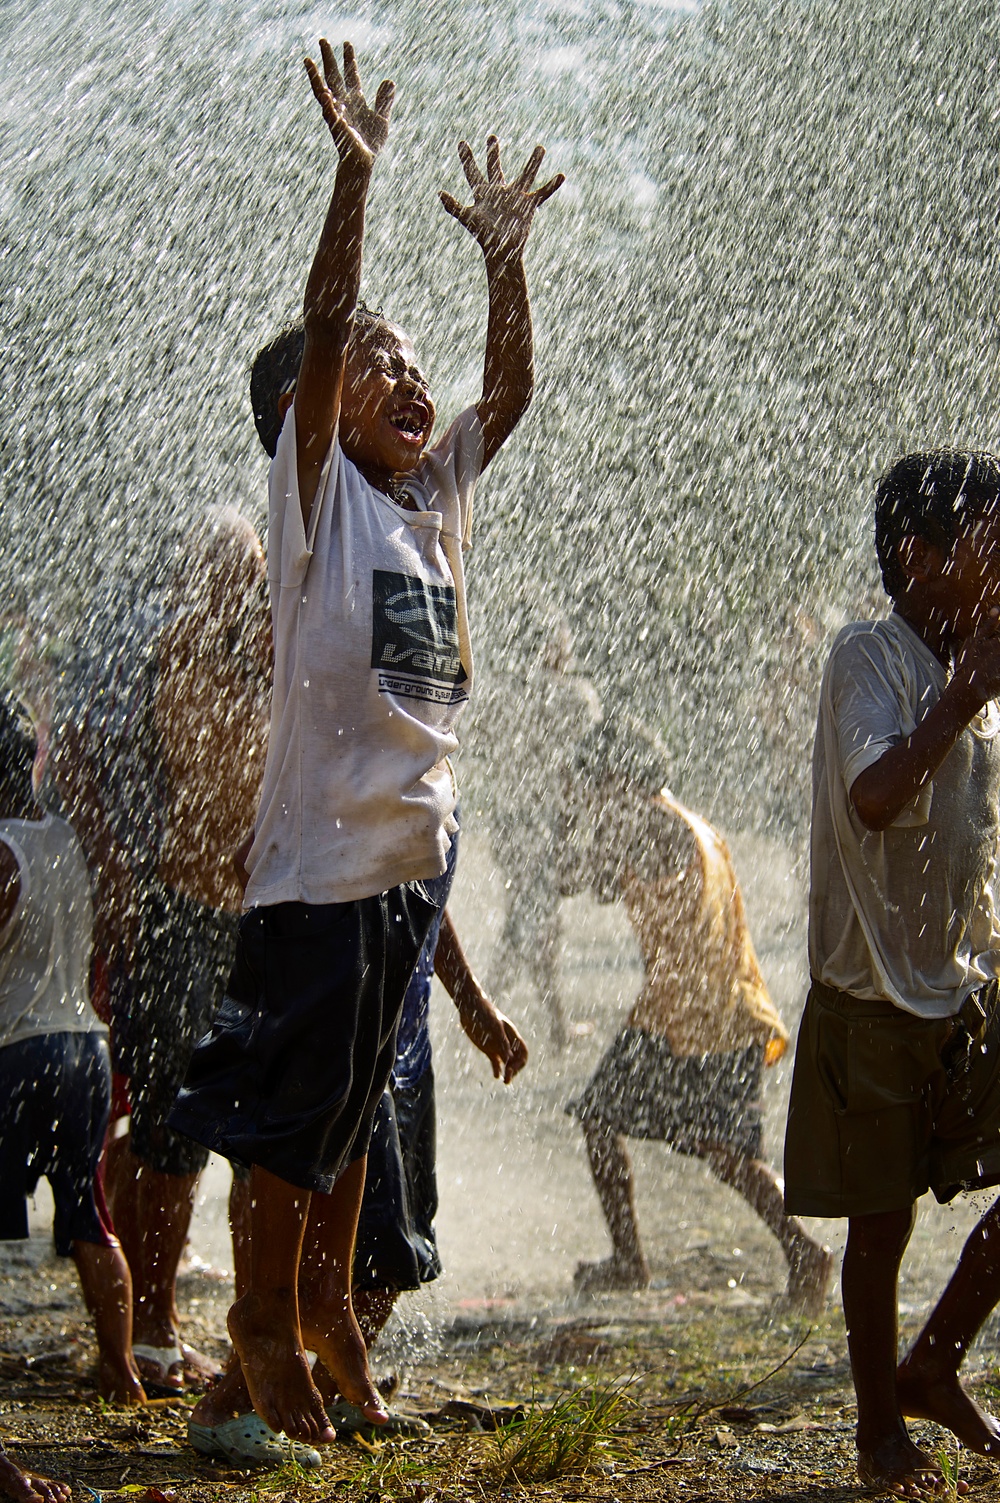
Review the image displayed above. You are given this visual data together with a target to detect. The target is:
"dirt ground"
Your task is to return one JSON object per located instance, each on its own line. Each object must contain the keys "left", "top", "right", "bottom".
{"left": 6, "top": 828, "right": 1000, "bottom": 1499}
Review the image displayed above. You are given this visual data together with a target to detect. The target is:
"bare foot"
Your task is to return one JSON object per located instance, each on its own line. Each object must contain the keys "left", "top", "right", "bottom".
{"left": 858, "top": 1430, "right": 965, "bottom": 1496}
{"left": 180, "top": 1341, "right": 223, "bottom": 1388}
{"left": 299, "top": 1299, "right": 387, "bottom": 1426}
{"left": 573, "top": 1257, "right": 650, "bottom": 1293}
{"left": 783, "top": 1239, "right": 835, "bottom": 1319}
{"left": 227, "top": 1293, "right": 335, "bottom": 1445}
{"left": 897, "top": 1354, "right": 1000, "bottom": 1457}
{"left": 191, "top": 1360, "right": 252, "bottom": 1430}
{"left": 0, "top": 1455, "right": 71, "bottom": 1503}
{"left": 98, "top": 1352, "right": 147, "bottom": 1406}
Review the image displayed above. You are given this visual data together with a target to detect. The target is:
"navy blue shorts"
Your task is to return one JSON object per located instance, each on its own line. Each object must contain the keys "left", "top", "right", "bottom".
{"left": 168, "top": 884, "right": 438, "bottom": 1194}
{"left": 354, "top": 1065, "right": 440, "bottom": 1292}
{"left": 0, "top": 1032, "right": 115, "bottom": 1256}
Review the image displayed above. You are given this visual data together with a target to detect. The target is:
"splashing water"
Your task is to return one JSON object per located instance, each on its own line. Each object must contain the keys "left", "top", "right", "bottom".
{"left": 6, "top": 0, "right": 1000, "bottom": 1347}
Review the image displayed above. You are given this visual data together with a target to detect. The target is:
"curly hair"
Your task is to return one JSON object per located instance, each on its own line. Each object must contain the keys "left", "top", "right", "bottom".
{"left": 874, "top": 449, "right": 1000, "bottom": 599}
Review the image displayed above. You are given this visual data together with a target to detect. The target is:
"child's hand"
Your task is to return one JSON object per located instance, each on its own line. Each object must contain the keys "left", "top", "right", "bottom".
{"left": 440, "top": 136, "right": 563, "bottom": 263}
{"left": 954, "top": 619, "right": 1000, "bottom": 708}
{"left": 304, "top": 39, "right": 395, "bottom": 171}
{"left": 457, "top": 992, "right": 529, "bottom": 1084}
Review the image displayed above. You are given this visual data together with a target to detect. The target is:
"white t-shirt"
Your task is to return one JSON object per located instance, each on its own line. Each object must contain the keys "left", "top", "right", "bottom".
{"left": 245, "top": 405, "right": 483, "bottom": 907}
{"left": 810, "top": 613, "right": 1000, "bottom": 1018}
{"left": 0, "top": 813, "right": 103, "bottom": 1049}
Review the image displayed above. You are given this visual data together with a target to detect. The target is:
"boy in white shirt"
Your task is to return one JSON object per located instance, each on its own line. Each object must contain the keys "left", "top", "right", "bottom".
{"left": 170, "top": 39, "right": 561, "bottom": 1447}
{"left": 785, "top": 450, "right": 1000, "bottom": 1494}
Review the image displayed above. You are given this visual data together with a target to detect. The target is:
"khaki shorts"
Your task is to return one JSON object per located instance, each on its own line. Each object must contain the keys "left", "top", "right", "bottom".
{"left": 784, "top": 979, "right": 1000, "bottom": 1218}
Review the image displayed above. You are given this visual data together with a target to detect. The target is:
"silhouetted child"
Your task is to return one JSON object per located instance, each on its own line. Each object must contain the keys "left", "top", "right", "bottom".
{"left": 567, "top": 719, "right": 832, "bottom": 1311}
{"left": 169, "top": 39, "right": 562, "bottom": 1447}
{"left": 785, "top": 450, "right": 1000, "bottom": 1494}
{"left": 0, "top": 692, "right": 145, "bottom": 1405}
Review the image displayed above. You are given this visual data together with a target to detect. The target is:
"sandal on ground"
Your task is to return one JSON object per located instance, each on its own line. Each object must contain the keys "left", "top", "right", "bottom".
{"left": 326, "top": 1401, "right": 431, "bottom": 1439}
{"left": 187, "top": 1415, "right": 322, "bottom": 1468}
{"left": 132, "top": 1342, "right": 185, "bottom": 1394}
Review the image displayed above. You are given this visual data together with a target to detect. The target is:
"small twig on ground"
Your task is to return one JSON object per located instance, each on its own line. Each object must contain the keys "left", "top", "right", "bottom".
{"left": 703, "top": 1325, "right": 816, "bottom": 1414}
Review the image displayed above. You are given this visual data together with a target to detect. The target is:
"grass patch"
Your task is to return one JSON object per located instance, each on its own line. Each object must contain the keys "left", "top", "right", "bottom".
{"left": 491, "top": 1376, "right": 634, "bottom": 1484}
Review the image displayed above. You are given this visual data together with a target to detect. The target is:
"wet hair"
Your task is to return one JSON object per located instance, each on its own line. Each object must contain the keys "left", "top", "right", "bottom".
{"left": 579, "top": 713, "right": 671, "bottom": 796}
{"left": 874, "top": 450, "right": 1000, "bottom": 599}
{"left": 0, "top": 692, "right": 36, "bottom": 811}
{"left": 249, "top": 302, "right": 394, "bottom": 457}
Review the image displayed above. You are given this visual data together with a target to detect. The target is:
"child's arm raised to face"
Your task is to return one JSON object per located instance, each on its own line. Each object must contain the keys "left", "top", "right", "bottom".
{"left": 441, "top": 138, "right": 563, "bottom": 469}
{"left": 851, "top": 623, "right": 1000, "bottom": 830}
{"left": 295, "top": 41, "right": 395, "bottom": 526}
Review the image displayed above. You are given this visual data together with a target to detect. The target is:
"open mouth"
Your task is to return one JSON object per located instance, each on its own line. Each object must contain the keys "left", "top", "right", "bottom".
{"left": 389, "top": 404, "right": 429, "bottom": 441}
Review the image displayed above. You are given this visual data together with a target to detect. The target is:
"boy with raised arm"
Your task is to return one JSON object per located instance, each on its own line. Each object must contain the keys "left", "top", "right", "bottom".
{"left": 169, "top": 40, "right": 561, "bottom": 1447}
{"left": 785, "top": 451, "right": 1000, "bottom": 1495}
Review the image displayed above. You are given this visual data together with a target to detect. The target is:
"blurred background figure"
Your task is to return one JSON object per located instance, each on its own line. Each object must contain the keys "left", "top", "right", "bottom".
{"left": 470, "top": 609, "right": 600, "bottom": 1048}
{"left": 565, "top": 717, "right": 833, "bottom": 1314}
{"left": 0, "top": 691, "right": 145, "bottom": 1406}
{"left": 51, "top": 506, "right": 270, "bottom": 1393}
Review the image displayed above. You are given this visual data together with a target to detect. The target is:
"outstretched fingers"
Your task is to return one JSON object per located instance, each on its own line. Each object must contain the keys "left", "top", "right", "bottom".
{"left": 439, "top": 190, "right": 474, "bottom": 230}
{"left": 342, "top": 39, "right": 361, "bottom": 93}
{"left": 486, "top": 134, "right": 503, "bottom": 182}
{"left": 318, "top": 38, "right": 346, "bottom": 99}
{"left": 457, "top": 139, "right": 487, "bottom": 191}
{"left": 532, "top": 170, "right": 565, "bottom": 206}
{"left": 304, "top": 57, "right": 347, "bottom": 142}
{"left": 515, "top": 143, "right": 546, "bottom": 189}
{"left": 373, "top": 77, "right": 396, "bottom": 120}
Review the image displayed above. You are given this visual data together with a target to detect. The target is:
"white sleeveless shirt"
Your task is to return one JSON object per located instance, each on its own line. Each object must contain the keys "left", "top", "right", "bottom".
{"left": 0, "top": 813, "right": 102, "bottom": 1049}
{"left": 245, "top": 405, "right": 483, "bottom": 908}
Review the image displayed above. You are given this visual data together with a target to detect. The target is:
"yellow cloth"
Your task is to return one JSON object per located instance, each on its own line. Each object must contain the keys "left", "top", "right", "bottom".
{"left": 622, "top": 792, "right": 788, "bottom": 1061}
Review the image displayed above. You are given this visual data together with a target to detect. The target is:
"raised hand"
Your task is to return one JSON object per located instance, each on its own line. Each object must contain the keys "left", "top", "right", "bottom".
{"left": 440, "top": 136, "right": 563, "bottom": 262}
{"left": 304, "top": 39, "right": 395, "bottom": 169}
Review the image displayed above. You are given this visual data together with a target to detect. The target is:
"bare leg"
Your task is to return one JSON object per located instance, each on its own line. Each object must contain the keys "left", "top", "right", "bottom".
{"left": 704, "top": 1149, "right": 834, "bottom": 1315}
{"left": 295, "top": 1157, "right": 387, "bottom": 1425}
{"left": 229, "top": 1173, "right": 252, "bottom": 1300}
{"left": 0, "top": 1451, "right": 71, "bottom": 1503}
{"left": 226, "top": 1164, "right": 334, "bottom": 1444}
{"left": 109, "top": 1142, "right": 201, "bottom": 1387}
{"left": 536, "top": 912, "right": 568, "bottom": 1050}
{"left": 313, "top": 1289, "right": 398, "bottom": 1406}
{"left": 72, "top": 1239, "right": 146, "bottom": 1405}
{"left": 843, "top": 1207, "right": 946, "bottom": 1495}
{"left": 897, "top": 1194, "right": 1000, "bottom": 1456}
{"left": 574, "top": 1123, "right": 650, "bottom": 1291}
{"left": 200, "top": 1171, "right": 396, "bottom": 1430}
{"left": 188, "top": 1174, "right": 255, "bottom": 1429}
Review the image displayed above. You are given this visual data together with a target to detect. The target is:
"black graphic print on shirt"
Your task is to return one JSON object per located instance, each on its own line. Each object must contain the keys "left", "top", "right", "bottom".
{"left": 371, "top": 570, "right": 469, "bottom": 705}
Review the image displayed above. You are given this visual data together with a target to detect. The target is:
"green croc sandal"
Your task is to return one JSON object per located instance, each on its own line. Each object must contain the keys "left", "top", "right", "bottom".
{"left": 188, "top": 1415, "right": 323, "bottom": 1468}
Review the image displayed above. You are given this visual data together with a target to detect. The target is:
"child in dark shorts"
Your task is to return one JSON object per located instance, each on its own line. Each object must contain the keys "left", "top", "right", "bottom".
{"left": 0, "top": 692, "right": 145, "bottom": 1406}
{"left": 784, "top": 450, "right": 1000, "bottom": 1493}
{"left": 186, "top": 827, "right": 528, "bottom": 1466}
{"left": 566, "top": 719, "right": 831, "bottom": 1311}
{"left": 168, "top": 40, "right": 561, "bottom": 1445}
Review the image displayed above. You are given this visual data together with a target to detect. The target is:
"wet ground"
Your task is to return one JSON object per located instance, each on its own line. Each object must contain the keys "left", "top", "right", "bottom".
{"left": 6, "top": 827, "right": 1000, "bottom": 1499}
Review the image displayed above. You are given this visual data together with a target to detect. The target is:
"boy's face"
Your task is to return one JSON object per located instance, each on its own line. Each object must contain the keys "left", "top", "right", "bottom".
{"left": 938, "top": 503, "right": 1000, "bottom": 636}
{"left": 339, "top": 324, "right": 436, "bottom": 484}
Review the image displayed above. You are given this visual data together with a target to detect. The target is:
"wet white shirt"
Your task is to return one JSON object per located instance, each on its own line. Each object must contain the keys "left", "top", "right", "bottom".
{"left": 0, "top": 813, "right": 103, "bottom": 1049}
{"left": 245, "top": 405, "right": 483, "bottom": 908}
{"left": 810, "top": 613, "right": 1000, "bottom": 1018}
